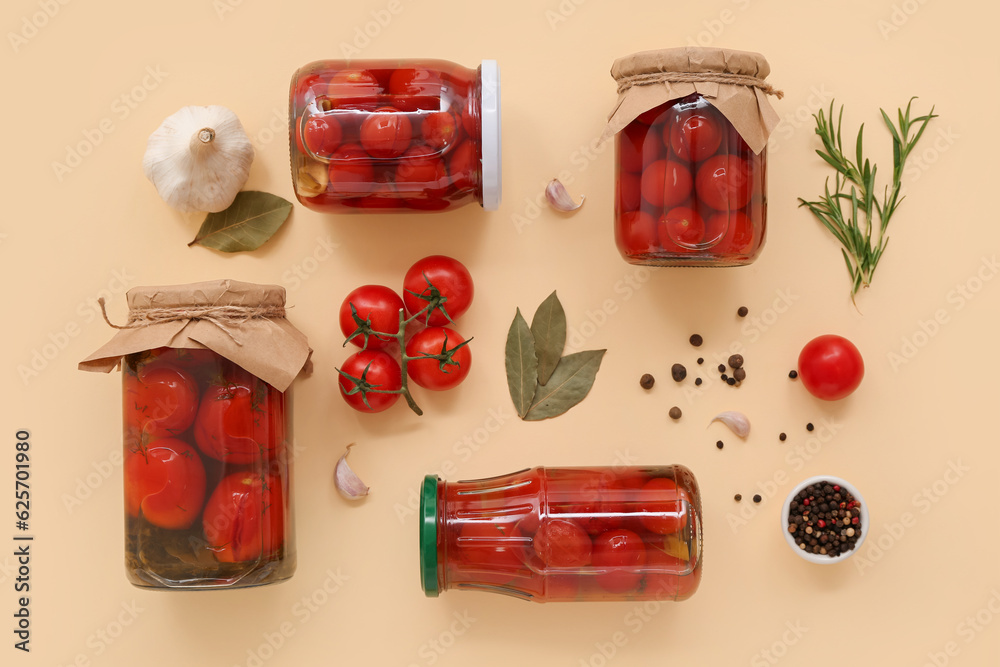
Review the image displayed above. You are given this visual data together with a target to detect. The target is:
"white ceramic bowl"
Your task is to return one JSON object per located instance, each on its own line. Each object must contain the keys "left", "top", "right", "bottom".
{"left": 781, "top": 475, "right": 869, "bottom": 564}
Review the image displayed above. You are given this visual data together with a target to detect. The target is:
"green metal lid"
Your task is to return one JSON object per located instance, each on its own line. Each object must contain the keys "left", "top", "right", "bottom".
{"left": 419, "top": 475, "right": 440, "bottom": 597}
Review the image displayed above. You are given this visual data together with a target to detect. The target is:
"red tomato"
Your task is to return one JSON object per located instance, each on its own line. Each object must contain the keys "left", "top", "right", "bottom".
{"left": 327, "top": 69, "right": 382, "bottom": 105}
{"left": 618, "top": 123, "right": 648, "bottom": 173}
{"left": 302, "top": 115, "right": 343, "bottom": 158}
{"left": 359, "top": 106, "right": 412, "bottom": 158}
{"left": 640, "top": 159, "right": 692, "bottom": 208}
{"left": 447, "top": 141, "right": 478, "bottom": 192}
{"left": 695, "top": 154, "right": 752, "bottom": 210}
{"left": 202, "top": 472, "right": 285, "bottom": 563}
{"left": 711, "top": 210, "right": 754, "bottom": 253}
{"left": 797, "top": 335, "right": 865, "bottom": 401}
{"left": 405, "top": 327, "right": 472, "bottom": 391}
{"left": 461, "top": 94, "right": 478, "bottom": 137}
{"left": 124, "top": 364, "right": 199, "bottom": 438}
{"left": 616, "top": 211, "right": 658, "bottom": 257}
{"left": 456, "top": 521, "right": 523, "bottom": 570}
{"left": 293, "top": 71, "right": 324, "bottom": 106}
{"left": 642, "top": 542, "right": 688, "bottom": 599}
{"left": 617, "top": 171, "right": 642, "bottom": 213}
{"left": 658, "top": 206, "right": 705, "bottom": 247}
{"left": 667, "top": 108, "right": 723, "bottom": 162}
{"left": 124, "top": 438, "right": 206, "bottom": 529}
{"left": 193, "top": 373, "right": 285, "bottom": 464}
{"left": 327, "top": 143, "right": 375, "bottom": 196}
{"left": 338, "top": 349, "right": 402, "bottom": 413}
{"left": 592, "top": 529, "right": 647, "bottom": 593}
{"left": 421, "top": 111, "right": 458, "bottom": 148}
{"left": 532, "top": 518, "right": 592, "bottom": 568}
{"left": 402, "top": 255, "right": 474, "bottom": 326}
{"left": 339, "top": 285, "right": 404, "bottom": 350}
{"left": 395, "top": 145, "right": 448, "bottom": 196}
{"left": 639, "top": 477, "right": 687, "bottom": 535}
{"left": 388, "top": 67, "right": 443, "bottom": 97}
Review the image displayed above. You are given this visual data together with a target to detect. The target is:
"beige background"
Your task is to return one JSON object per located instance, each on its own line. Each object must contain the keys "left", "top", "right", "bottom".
{"left": 2, "top": 0, "right": 998, "bottom": 665}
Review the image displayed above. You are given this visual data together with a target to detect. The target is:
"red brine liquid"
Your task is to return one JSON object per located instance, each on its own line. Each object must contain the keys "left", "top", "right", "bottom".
{"left": 615, "top": 94, "right": 767, "bottom": 266}
{"left": 420, "top": 466, "right": 702, "bottom": 602}
{"left": 289, "top": 59, "right": 499, "bottom": 213}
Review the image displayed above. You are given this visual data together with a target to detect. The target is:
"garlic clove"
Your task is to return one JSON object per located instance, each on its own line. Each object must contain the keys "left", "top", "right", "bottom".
{"left": 710, "top": 411, "right": 750, "bottom": 438}
{"left": 545, "top": 179, "right": 585, "bottom": 212}
{"left": 334, "top": 443, "right": 370, "bottom": 500}
{"left": 143, "top": 105, "right": 255, "bottom": 213}
{"left": 296, "top": 161, "right": 329, "bottom": 198}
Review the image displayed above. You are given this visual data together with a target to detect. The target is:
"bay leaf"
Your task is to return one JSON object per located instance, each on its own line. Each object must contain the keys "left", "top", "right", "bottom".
{"left": 524, "top": 349, "right": 606, "bottom": 421}
{"left": 530, "top": 290, "right": 566, "bottom": 386}
{"left": 505, "top": 308, "right": 538, "bottom": 419}
{"left": 189, "top": 191, "right": 292, "bottom": 252}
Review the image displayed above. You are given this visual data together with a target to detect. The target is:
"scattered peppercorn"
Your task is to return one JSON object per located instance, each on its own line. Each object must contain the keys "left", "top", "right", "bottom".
{"left": 788, "top": 370, "right": 798, "bottom": 379}
{"left": 752, "top": 494, "right": 762, "bottom": 503}
{"left": 718, "top": 364, "right": 726, "bottom": 373}
{"left": 737, "top": 306, "right": 749, "bottom": 317}
{"left": 728, "top": 354, "right": 744, "bottom": 369}
{"left": 726, "top": 377, "right": 737, "bottom": 386}
{"left": 716, "top": 440, "right": 724, "bottom": 449}
{"left": 721, "top": 373, "right": 729, "bottom": 381}
{"left": 806, "top": 422, "right": 814, "bottom": 432}
{"left": 668, "top": 406, "right": 682, "bottom": 420}
{"left": 689, "top": 334, "right": 703, "bottom": 347}
{"left": 696, "top": 357, "right": 704, "bottom": 365}
{"left": 671, "top": 363, "right": 687, "bottom": 382}
{"left": 734, "top": 493, "right": 742, "bottom": 502}
{"left": 779, "top": 432, "right": 787, "bottom": 442}
{"left": 639, "top": 373, "right": 655, "bottom": 390}
{"left": 733, "top": 367, "right": 747, "bottom": 382}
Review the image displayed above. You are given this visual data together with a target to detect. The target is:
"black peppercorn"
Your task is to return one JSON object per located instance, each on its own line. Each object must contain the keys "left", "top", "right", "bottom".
{"left": 806, "top": 422, "right": 815, "bottom": 432}
{"left": 737, "top": 306, "right": 749, "bottom": 317}
{"left": 668, "top": 406, "right": 682, "bottom": 420}
{"left": 689, "top": 334, "right": 703, "bottom": 347}
{"left": 779, "top": 432, "right": 787, "bottom": 442}
{"left": 752, "top": 494, "right": 762, "bottom": 503}
{"left": 718, "top": 364, "right": 726, "bottom": 373}
{"left": 726, "top": 377, "right": 736, "bottom": 386}
{"left": 728, "top": 354, "right": 744, "bottom": 369}
{"left": 734, "top": 493, "right": 742, "bottom": 501}
{"left": 671, "top": 363, "right": 687, "bottom": 382}
{"left": 716, "top": 440, "right": 724, "bottom": 449}
{"left": 789, "top": 370, "right": 798, "bottom": 379}
{"left": 733, "top": 368, "right": 746, "bottom": 382}
{"left": 639, "top": 373, "right": 655, "bottom": 390}
{"left": 694, "top": 378, "right": 703, "bottom": 386}
{"left": 697, "top": 357, "right": 704, "bottom": 365}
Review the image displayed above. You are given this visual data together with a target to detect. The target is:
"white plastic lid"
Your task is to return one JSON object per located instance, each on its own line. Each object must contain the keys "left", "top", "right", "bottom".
{"left": 479, "top": 59, "right": 501, "bottom": 211}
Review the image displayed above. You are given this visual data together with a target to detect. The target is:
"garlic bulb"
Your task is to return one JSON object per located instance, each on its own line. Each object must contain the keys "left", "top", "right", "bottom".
{"left": 143, "top": 105, "right": 254, "bottom": 213}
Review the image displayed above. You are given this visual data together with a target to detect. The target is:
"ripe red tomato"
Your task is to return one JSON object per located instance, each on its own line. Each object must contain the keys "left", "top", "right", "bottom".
{"left": 616, "top": 211, "right": 658, "bottom": 257}
{"left": 193, "top": 372, "right": 285, "bottom": 464}
{"left": 327, "top": 69, "right": 382, "bottom": 104}
{"left": 124, "top": 364, "right": 199, "bottom": 439}
{"left": 447, "top": 141, "right": 478, "bottom": 192}
{"left": 695, "top": 154, "right": 752, "bottom": 210}
{"left": 617, "top": 171, "right": 642, "bottom": 213}
{"left": 338, "top": 349, "right": 402, "bottom": 413}
{"left": 302, "top": 115, "right": 343, "bottom": 158}
{"left": 456, "top": 521, "right": 524, "bottom": 570}
{"left": 712, "top": 210, "right": 755, "bottom": 253}
{"left": 639, "top": 477, "right": 687, "bottom": 535}
{"left": 202, "top": 472, "right": 285, "bottom": 563}
{"left": 395, "top": 145, "right": 448, "bottom": 196}
{"left": 327, "top": 143, "right": 375, "bottom": 196}
{"left": 387, "top": 67, "right": 443, "bottom": 96}
{"left": 797, "top": 335, "right": 865, "bottom": 401}
{"left": 405, "top": 327, "right": 472, "bottom": 391}
{"left": 592, "top": 529, "right": 647, "bottom": 593}
{"left": 339, "top": 285, "right": 404, "bottom": 350}
{"left": 359, "top": 106, "right": 412, "bottom": 158}
{"left": 667, "top": 108, "right": 723, "bottom": 162}
{"left": 618, "top": 123, "right": 649, "bottom": 173}
{"left": 532, "top": 518, "right": 592, "bottom": 568}
{"left": 658, "top": 206, "right": 705, "bottom": 247}
{"left": 421, "top": 111, "right": 458, "bottom": 148}
{"left": 640, "top": 159, "right": 692, "bottom": 209}
{"left": 124, "top": 438, "right": 206, "bottom": 529}
{"left": 293, "top": 71, "right": 324, "bottom": 106}
{"left": 402, "top": 255, "right": 474, "bottom": 326}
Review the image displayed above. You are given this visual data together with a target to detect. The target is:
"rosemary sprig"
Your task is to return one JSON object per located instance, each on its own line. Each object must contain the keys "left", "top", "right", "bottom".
{"left": 798, "top": 98, "right": 937, "bottom": 303}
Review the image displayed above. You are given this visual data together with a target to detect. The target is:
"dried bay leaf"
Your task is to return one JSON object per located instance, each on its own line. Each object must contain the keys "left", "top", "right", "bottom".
{"left": 505, "top": 308, "right": 538, "bottom": 419}
{"left": 530, "top": 290, "right": 566, "bottom": 386}
{"left": 524, "top": 349, "right": 605, "bottom": 421}
{"left": 189, "top": 191, "right": 292, "bottom": 252}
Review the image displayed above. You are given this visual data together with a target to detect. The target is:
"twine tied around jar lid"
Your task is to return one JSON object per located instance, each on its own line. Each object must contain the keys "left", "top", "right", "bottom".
{"left": 603, "top": 47, "right": 783, "bottom": 154}
{"left": 97, "top": 298, "right": 286, "bottom": 346}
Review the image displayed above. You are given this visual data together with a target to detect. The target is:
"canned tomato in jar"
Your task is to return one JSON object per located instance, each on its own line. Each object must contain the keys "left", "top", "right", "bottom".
{"left": 604, "top": 47, "right": 782, "bottom": 266}
{"left": 289, "top": 59, "right": 501, "bottom": 213}
{"left": 420, "top": 465, "right": 702, "bottom": 602}
{"left": 80, "top": 280, "right": 312, "bottom": 590}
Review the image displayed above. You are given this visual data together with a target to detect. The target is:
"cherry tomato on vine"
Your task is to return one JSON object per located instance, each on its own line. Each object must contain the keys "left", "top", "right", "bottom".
{"left": 797, "top": 334, "right": 865, "bottom": 401}
{"left": 532, "top": 518, "right": 592, "bottom": 568}
{"left": 202, "top": 472, "right": 285, "bottom": 563}
{"left": 193, "top": 371, "right": 285, "bottom": 464}
{"left": 124, "top": 438, "right": 206, "bottom": 530}
{"left": 405, "top": 327, "right": 472, "bottom": 391}
{"left": 402, "top": 255, "right": 474, "bottom": 326}
{"left": 124, "top": 363, "right": 199, "bottom": 439}
{"left": 339, "top": 285, "right": 405, "bottom": 350}
{"left": 592, "top": 529, "right": 647, "bottom": 593}
{"left": 338, "top": 349, "right": 402, "bottom": 413}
